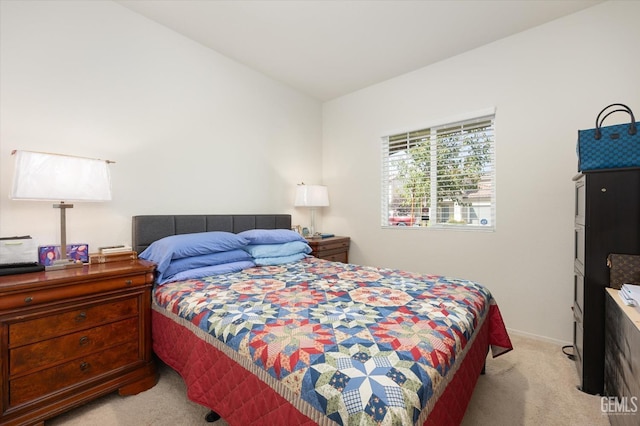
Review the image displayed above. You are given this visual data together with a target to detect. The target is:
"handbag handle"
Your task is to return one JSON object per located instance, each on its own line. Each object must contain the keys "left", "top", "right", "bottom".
{"left": 594, "top": 103, "right": 637, "bottom": 140}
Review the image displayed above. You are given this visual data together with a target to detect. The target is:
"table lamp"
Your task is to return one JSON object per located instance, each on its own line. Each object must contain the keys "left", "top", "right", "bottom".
{"left": 10, "top": 150, "right": 113, "bottom": 270}
{"left": 294, "top": 183, "right": 329, "bottom": 237}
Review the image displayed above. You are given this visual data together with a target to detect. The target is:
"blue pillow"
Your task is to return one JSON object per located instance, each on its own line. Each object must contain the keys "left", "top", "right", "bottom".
{"left": 243, "top": 241, "right": 311, "bottom": 258}
{"left": 238, "top": 229, "right": 306, "bottom": 245}
{"left": 254, "top": 253, "right": 306, "bottom": 266}
{"left": 164, "top": 249, "right": 252, "bottom": 279}
{"left": 139, "top": 231, "right": 249, "bottom": 279}
{"left": 166, "top": 260, "right": 256, "bottom": 283}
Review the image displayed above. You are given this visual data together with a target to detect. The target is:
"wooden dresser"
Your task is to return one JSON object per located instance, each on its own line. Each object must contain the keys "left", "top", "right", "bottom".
{"left": 604, "top": 288, "right": 640, "bottom": 425}
{"left": 306, "top": 236, "right": 350, "bottom": 263}
{"left": 0, "top": 260, "right": 157, "bottom": 425}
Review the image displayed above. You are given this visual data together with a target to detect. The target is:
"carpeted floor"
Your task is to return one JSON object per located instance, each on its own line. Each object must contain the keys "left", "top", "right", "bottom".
{"left": 46, "top": 333, "right": 612, "bottom": 426}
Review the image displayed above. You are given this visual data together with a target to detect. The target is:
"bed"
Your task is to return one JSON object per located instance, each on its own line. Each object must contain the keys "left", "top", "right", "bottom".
{"left": 132, "top": 214, "right": 512, "bottom": 425}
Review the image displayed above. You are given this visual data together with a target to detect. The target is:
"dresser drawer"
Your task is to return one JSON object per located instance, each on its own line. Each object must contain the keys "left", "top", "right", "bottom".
{"left": 573, "top": 272, "right": 584, "bottom": 320}
{"left": 574, "top": 319, "right": 584, "bottom": 378}
{"left": 314, "top": 239, "right": 350, "bottom": 253}
{"left": 574, "top": 224, "right": 585, "bottom": 273}
{"left": 0, "top": 273, "right": 147, "bottom": 311}
{"left": 575, "top": 176, "right": 585, "bottom": 225}
{"left": 10, "top": 317, "right": 138, "bottom": 376}
{"left": 9, "top": 340, "right": 140, "bottom": 407}
{"left": 321, "top": 251, "right": 348, "bottom": 263}
{"left": 9, "top": 297, "right": 138, "bottom": 347}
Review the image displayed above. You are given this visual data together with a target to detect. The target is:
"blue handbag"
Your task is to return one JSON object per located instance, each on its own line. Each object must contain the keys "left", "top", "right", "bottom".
{"left": 578, "top": 103, "right": 639, "bottom": 172}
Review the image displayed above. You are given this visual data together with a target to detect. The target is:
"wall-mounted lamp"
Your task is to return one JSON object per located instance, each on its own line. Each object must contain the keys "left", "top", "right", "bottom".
{"left": 294, "top": 183, "right": 329, "bottom": 237}
{"left": 10, "top": 150, "right": 113, "bottom": 270}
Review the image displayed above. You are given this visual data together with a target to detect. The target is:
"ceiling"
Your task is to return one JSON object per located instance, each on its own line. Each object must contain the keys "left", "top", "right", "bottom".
{"left": 116, "top": 0, "right": 603, "bottom": 101}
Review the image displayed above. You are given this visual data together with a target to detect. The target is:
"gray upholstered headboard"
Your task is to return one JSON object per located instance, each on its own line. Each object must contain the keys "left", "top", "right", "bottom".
{"left": 132, "top": 214, "right": 292, "bottom": 254}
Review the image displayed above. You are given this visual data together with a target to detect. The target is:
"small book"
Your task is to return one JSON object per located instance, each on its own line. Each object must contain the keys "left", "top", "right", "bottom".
{"left": 100, "top": 245, "right": 133, "bottom": 254}
{"left": 89, "top": 251, "right": 138, "bottom": 264}
{"left": 320, "top": 233, "right": 335, "bottom": 238}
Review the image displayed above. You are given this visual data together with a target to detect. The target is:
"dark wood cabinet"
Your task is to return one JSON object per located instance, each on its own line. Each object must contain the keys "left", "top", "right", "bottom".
{"left": 573, "top": 170, "right": 640, "bottom": 395}
{"left": 306, "top": 236, "right": 350, "bottom": 263}
{"left": 0, "top": 260, "right": 157, "bottom": 425}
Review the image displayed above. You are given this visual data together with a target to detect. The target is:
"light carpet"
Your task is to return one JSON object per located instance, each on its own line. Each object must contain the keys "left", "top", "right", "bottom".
{"left": 46, "top": 334, "right": 611, "bottom": 426}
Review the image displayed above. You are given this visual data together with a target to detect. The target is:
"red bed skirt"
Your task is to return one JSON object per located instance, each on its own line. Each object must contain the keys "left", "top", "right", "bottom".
{"left": 152, "top": 306, "right": 494, "bottom": 425}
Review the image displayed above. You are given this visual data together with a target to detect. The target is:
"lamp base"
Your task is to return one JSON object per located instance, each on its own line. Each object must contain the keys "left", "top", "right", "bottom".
{"left": 45, "top": 258, "right": 84, "bottom": 271}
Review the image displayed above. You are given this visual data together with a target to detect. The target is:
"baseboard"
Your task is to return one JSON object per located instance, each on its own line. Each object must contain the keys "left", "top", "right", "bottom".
{"left": 506, "top": 327, "right": 572, "bottom": 347}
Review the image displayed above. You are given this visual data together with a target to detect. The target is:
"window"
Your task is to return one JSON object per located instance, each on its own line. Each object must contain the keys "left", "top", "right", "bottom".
{"left": 381, "top": 112, "right": 495, "bottom": 230}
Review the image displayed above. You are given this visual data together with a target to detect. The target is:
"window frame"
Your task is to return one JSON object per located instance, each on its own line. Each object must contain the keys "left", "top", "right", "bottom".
{"left": 381, "top": 109, "right": 496, "bottom": 231}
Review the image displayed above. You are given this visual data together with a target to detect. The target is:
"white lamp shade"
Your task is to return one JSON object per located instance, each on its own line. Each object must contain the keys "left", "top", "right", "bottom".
{"left": 294, "top": 184, "right": 329, "bottom": 207}
{"left": 11, "top": 150, "right": 112, "bottom": 202}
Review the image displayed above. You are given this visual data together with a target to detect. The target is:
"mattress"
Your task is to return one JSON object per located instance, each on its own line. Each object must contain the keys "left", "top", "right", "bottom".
{"left": 150, "top": 257, "right": 512, "bottom": 425}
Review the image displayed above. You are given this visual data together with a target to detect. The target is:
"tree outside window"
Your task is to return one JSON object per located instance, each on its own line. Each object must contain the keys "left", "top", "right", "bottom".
{"left": 382, "top": 114, "right": 495, "bottom": 230}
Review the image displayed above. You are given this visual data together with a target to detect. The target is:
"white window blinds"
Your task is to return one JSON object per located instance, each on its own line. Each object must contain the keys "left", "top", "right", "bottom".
{"left": 382, "top": 113, "right": 495, "bottom": 230}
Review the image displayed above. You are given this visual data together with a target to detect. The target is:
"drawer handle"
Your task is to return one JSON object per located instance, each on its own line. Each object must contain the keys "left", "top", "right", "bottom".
{"left": 79, "top": 361, "right": 90, "bottom": 372}
{"left": 79, "top": 336, "right": 90, "bottom": 346}
{"left": 24, "top": 296, "right": 33, "bottom": 304}
{"left": 76, "top": 312, "right": 87, "bottom": 322}
{"left": 125, "top": 279, "right": 133, "bottom": 286}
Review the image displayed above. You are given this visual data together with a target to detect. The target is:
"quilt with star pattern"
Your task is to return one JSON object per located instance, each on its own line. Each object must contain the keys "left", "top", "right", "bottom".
{"left": 153, "top": 257, "right": 512, "bottom": 425}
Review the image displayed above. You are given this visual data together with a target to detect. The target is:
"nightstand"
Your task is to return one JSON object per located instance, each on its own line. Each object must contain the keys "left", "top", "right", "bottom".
{"left": 306, "top": 236, "right": 350, "bottom": 263}
{"left": 0, "top": 260, "right": 157, "bottom": 426}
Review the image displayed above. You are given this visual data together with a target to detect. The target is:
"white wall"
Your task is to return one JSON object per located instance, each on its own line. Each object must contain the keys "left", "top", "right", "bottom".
{"left": 322, "top": 0, "right": 640, "bottom": 343}
{"left": 2, "top": 0, "right": 637, "bottom": 344}
{"left": 0, "top": 1, "right": 322, "bottom": 249}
